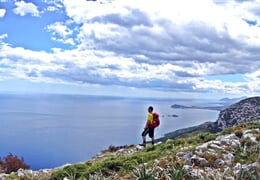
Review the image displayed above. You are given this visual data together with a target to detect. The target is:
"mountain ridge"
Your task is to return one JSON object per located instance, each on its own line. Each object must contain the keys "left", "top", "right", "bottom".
{"left": 159, "top": 96, "right": 260, "bottom": 141}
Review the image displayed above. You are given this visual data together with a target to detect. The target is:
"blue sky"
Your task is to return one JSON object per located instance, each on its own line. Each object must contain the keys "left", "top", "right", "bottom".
{"left": 0, "top": 0, "right": 260, "bottom": 99}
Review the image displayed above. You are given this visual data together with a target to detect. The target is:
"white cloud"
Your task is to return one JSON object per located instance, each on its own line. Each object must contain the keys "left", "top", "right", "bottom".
{"left": 51, "top": 37, "right": 75, "bottom": 45}
{"left": 47, "top": 21, "right": 75, "bottom": 45}
{"left": 1, "top": 37, "right": 258, "bottom": 96}
{"left": 47, "top": 22, "right": 73, "bottom": 37}
{"left": 13, "top": 1, "right": 40, "bottom": 17}
{"left": 47, "top": 22, "right": 73, "bottom": 38}
{"left": 43, "top": 0, "right": 64, "bottom": 12}
{"left": 59, "top": 0, "right": 260, "bottom": 95}
{"left": 2, "top": 0, "right": 260, "bottom": 97}
{"left": 63, "top": 0, "right": 260, "bottom": 61}
{"left": 0, "top": 33, "right": 8, "bottom": 40}
{"left": 46, "top": 6, "right": 59, "bottom": 12}
{"left": 0, "top": 9, "right": 6, "bottom": 18}
{"left": 245, "top": 70, "right": 260, "bottom": 81}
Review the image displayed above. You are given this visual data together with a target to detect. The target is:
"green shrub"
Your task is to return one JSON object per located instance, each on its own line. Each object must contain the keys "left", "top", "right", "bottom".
{"left": 51, "top": 164, "right": 87, "bottom": 180}
{"left": 246, "top": 121, "right": 260, "bottom": 129}
{"left": 162, "top": 142, "right": 174, "bottom": 150}
{"left": 200, "top": 152, "right": 219, "bottom": 168}
{"left": 221, "top": 127, "right": 233, "bottom": 135}
{"left": 240, "top": 137, "right": 255, "bottom": 147}
{"left": 173, "top": 138, "right": 186, "bottom": 146}
{"left": 132, "top": 163, "right": 157, "bottom": 180}
{"left": 165, "top": 161, "right": 187, "bottom": 180}
{"left": 229, "top": 165, "right": 260, "bottom": 180}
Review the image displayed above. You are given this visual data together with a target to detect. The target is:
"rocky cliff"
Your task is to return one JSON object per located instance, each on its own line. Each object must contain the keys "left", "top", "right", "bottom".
{"left": 158, "top": 96, "right": 260, "bottom": 141}
{"left": 217, "top": 96, "right": 260, "bottom": 129}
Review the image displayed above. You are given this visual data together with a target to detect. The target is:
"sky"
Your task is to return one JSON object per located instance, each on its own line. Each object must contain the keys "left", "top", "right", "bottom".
{"left": 0, "top": 0, "right": 260, "bottom": 99}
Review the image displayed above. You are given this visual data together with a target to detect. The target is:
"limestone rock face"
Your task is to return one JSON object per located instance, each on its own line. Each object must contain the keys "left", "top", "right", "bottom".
{"left": 216, "top": 97, "right": 260, "bottom": 129}
{"left": 176, "top": 128, "right": 260, "bottom": 179}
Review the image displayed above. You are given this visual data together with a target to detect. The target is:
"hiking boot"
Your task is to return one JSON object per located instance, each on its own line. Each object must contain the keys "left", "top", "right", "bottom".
{"left": 152, "top": 141, "right": 155, "bottom": 145}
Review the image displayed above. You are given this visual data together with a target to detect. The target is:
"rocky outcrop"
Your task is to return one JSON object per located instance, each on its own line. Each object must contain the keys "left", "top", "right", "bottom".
{"left": 217, "top": 97, "right": 260, "bottom": 129}
{"left": 171, "top": 127, "right": 260, "bottom": 179}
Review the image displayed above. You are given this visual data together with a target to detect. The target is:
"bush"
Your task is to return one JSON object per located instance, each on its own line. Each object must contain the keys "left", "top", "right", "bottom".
{"left": 165, "top": 161, "right": 187, "bottom": 180}
{"left": 240, "top": 137, "right": 255, "bottom": 147}
{"left": 0, "top": 153, "right": 30, "bottom": 174}
{"left": 132, "top": 162, "right": 157, "bottom": 180}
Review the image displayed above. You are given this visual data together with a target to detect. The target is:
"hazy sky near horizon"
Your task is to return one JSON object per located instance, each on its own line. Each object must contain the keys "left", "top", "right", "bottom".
{"left": 0, "top": 0, "right": 260, "bottom": 99}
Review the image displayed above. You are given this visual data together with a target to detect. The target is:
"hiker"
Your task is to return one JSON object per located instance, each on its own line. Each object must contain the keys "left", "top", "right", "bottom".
{"left": 139, "top": 106, "right": 159, "bottom": 147}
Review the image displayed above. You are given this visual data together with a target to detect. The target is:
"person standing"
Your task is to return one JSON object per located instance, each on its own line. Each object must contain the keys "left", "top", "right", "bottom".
{"left": 139, "top": 106, "right": 155, "bottom": 147}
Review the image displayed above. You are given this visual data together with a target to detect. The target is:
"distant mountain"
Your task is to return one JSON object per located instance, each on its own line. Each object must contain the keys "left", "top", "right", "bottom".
{"left": 219, "top": 96, "right": 247, "bottom": 104}
{"left": 171, "top": 104, "right": 225, "bottom": 111}
{"left": 159, "top": 96, "right": 260, "bottom": 141}
{"left": 171, "top": 96, "right": 248, "bottom": 111}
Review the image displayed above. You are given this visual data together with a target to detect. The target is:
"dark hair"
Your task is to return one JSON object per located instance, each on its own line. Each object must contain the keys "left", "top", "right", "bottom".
{"left": 148, "top": 106, "right": 153, "bottom": 112}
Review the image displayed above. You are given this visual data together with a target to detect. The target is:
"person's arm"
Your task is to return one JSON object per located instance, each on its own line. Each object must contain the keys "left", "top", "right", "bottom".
{"left": 144, "top": 120, "right": 149, "bottom": 129}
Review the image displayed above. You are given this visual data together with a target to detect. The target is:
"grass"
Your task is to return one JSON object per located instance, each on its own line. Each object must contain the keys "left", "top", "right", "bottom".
{"left": 49, "top": 121, "right": 260, "bottom": 179}
{"left": 5, "top": 120, "right": 260, "bottom": 180}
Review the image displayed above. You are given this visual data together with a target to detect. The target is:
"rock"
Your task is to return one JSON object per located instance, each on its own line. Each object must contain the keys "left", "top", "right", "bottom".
{"left": 155, "top": 141, "right": 162, "bottom": 145}
{"left": 173, "top": 126, "right": 259, "bottom": 179}
{"left": 116, "top": 148, "right": 137, "bottom": 156}
{"left": 183, "top": 165, "right": 203, "bottom": 179}
{"left": 215, "top": 159, "right": 225, "bottom": 167}
{"left": 176, "top": 151, "right": 193, "bottom": 159}
{"left": 198, "top": 158, "right": 208, "bottom": 166}
{"left": 176, "top": 151, "right": 193, "bottom": 165}
{"left": 216, "top": 134, "right": 239, "bottom": 142}
{"left": 195, "top": 142, "right": 211, "bottom": 154}
{"left": 222, "top": 153, "right": 234, "bottom": 165}
{"left": 216, "top": 134, "right": 240, "bottom": 148}
{"left": 242, "top": 131, "right": 258, "bottom": 143}
{"left": 209, "top": 143, "right": 224, "bottom": 150}
{"left": 245, "top": 162, "right": 260, "bottom": 171}
{"left": 216, "top": 97, "right": 260, "bottom": 129}
{"left": 136, "top": 145, "right": 145, "bottom": 151}
{"left": 16, "top": 168, "right": 33, "bottom": 177}
{"left": 233, "top": 163, "right": 242, "bottom": 174}
{"left": 191, "top": 155, "right": 208, "bottom": 166}
{"left": 207, "top": 148, "right": 216, "bottom": 154}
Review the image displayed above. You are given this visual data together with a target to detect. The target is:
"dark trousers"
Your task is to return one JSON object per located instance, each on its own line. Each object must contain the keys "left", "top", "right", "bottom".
{"left": 141, "top": 127, "right": 154, "bottom": 138}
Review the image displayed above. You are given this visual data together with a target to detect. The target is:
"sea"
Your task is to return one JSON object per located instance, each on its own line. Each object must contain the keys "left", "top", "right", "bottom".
{"left": 0, "top": 94, "right": 220, "bottom": 170}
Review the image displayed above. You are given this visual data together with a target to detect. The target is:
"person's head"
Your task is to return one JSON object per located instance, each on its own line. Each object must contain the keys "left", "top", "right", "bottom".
{"left": 148, "top": 106, "right": 153, "bottom": 113}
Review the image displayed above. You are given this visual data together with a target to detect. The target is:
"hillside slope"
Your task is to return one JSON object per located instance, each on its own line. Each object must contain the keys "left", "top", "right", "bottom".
{"left": 3, "top": 122, "right": 259, "bottom": 179}
{"left": 160, "top": 96, "right": 260, "bottom": 141}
